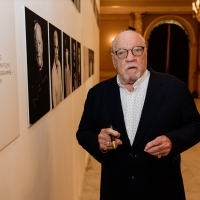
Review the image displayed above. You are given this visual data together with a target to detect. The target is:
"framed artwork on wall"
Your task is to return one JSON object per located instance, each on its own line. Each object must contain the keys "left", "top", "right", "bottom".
{"left": 49, "top": 23, "right": 63, "bottom": 108}
{"left": 77, "top": 41, "right": 82, "bottom": 87}
{"left": 25, "top": 7, "right": 50, "bottom": 125}
{"left": 83, "top": 46, "right": 94, "bottom": 82}
{"left": 63, "top": 32, "right": 72, "bottom": 98}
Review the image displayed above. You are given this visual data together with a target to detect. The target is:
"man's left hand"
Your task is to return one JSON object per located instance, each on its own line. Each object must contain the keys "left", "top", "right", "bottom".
{"left": 144, "top": 135, "right": 172, "bottom": 157}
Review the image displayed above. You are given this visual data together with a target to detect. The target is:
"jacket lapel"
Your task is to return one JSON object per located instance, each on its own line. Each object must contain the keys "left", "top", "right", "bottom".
{"left": 132, "top": 69, "right": 164, "bottom": 149}
{"left": 105, "top": 77, "right": 132, "bottom": 149}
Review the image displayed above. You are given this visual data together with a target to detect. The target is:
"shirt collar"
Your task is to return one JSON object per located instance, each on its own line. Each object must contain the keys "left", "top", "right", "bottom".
{"left": 116, "top": 69, "right": 149, "bottom": 90}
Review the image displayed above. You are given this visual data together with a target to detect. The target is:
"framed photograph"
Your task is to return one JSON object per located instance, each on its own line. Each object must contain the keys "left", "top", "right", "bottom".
{"left": 83, "top": 46, "right": 94, "bottom": 82}
{"left": 71, "top": 38, "right": 77, "bottom": 91}
{"left": 25, "top": 7, "right": 50, "bottom": 125}
{"left": 77, "top": 41, "right": 81, "bottom": 87}
{"left": 49, "top": 23, "right": 63, "bottom": 108}
{"left": 63, "top": 32, "right": 72, "bottom": 98}
{"left": 89, "top": 48, "right": 94, "bottom": 77}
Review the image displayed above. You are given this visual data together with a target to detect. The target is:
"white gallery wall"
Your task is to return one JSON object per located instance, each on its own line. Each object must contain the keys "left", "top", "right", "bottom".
{"left": 0, "top": 0, "right": 99, "bottom": 199}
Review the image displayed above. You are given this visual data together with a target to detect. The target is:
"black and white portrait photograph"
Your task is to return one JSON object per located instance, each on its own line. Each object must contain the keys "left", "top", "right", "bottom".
{"left": 49, "top": 23, "right": 63, "bottom": 108}
{"left": 71, "top": 0, "right": 81, "bottom": 13}
{"left": 83, "top": 46, "right": 89, "bottom": 82}
{"left": 83, "top": 46, "right": 94, "bottom": 82}
{"left": 77, "top": 41, "right": 81, "bottom": 87}
{"left": 25, "top": 7, "right": 50, "bottom": 125}
{"left": 89, "top": 48, "right": 94, "bottom": 77}
{"left": 63, "top": 32, "right": 72, "bottom": 98}
{"left": 71, "top": 38, "right": 77, "bottom": 91}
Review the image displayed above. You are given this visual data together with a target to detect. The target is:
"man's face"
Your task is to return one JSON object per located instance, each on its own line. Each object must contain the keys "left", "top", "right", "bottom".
{"left": 111, "top": 31, "right": 147, "bottom": 85}
{"left": 54, "top": 31, "right": 59, "bottom": 62}
{"left": 34, "top": 24, "right": 43, "bottom": 69}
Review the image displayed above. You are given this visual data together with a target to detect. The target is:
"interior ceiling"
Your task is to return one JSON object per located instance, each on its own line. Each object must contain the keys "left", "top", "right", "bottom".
{"left": 100, "top": 0, "right": 194, "bottom": 15}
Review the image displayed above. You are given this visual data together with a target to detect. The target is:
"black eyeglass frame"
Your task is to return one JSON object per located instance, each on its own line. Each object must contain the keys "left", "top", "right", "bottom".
{"left": 113, "top": 46, "right": 145, "bottom": 59}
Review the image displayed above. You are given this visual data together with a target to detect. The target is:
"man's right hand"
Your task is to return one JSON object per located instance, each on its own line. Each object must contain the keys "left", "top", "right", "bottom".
{"left": 98, "top": 127, "right": 122, "bottom": 151}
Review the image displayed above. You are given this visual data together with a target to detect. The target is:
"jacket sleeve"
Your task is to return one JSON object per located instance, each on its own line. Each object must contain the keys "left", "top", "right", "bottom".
{"left": 76, "top": 88, "right": 108, "bottom": 162}
{"left": 166, "top": 83, "right": 200, "bottom": 160}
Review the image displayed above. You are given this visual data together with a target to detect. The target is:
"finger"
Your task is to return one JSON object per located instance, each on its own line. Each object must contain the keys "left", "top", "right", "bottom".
{"left": 108, "top": 128, "right": 121, "bottom": 138}
{"left": 99, "top": 138, "right": 122, "bottom": 151}
{"left": 144, "top": 136, "right": 172, "bottom": 156}
{"left": 144, "top": 138, "right": 161, "bottom": 152}
{"left": 144, "top": 135, "right": 170, "bottom": 151}
{"left": 110, "top": 138, "right": 122, "bottom": 149}
{"left": 115, "top": 138, "right": 123, "bottom": 146}
{"left": 105, "top": 139, "right": 122, "bottom": 149}
{"left": 98, "top": 128, "right": 122, "bottom": 151}
{"left": 145, "top": 141, "right": 170, "bottom": 153}
{"left": 99, "top": 140, "right": 113, "bottom": 151}
{"left": 98, "top": 129, "right": 112, "bottom": 141}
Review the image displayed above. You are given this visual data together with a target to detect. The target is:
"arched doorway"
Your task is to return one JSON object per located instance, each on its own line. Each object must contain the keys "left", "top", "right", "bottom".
{"left": 143, "top": 15, "right": 197, "bottom": 93}
{"left": 147, "top": 22, "right": 189, "bottom": 85}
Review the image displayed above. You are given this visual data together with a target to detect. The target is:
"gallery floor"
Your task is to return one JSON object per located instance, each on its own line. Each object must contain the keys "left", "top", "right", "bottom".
{"left": 80, "top": 99, "right": 200, "bottom": 200}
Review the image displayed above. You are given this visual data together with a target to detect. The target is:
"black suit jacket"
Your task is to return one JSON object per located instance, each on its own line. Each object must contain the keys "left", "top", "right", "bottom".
{"left": 76, "top": 68, "right": 200, "bottom": 200}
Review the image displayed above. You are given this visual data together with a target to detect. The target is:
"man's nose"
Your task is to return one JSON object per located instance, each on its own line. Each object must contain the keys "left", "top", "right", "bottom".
{"left": 126, "top": 49, "right": 136, "bottom": 60}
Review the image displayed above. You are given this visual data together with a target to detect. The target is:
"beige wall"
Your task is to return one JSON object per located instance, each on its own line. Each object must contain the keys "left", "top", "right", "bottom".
{"left": 0, "top": 0, "right": 99, "bottom": 200}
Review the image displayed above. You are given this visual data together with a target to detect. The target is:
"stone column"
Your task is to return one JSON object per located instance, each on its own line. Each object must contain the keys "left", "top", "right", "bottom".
{"left": 129, "top": 13, "right": 134, "bottom": 29}
{"left": 134, "top": 13, "right": 143, "bottom": 34}
{"left": 190, "top": 41, "right": 198, "bottom": 93}
{"left": 191, "top": 23, "right": 200, "bottom": 95}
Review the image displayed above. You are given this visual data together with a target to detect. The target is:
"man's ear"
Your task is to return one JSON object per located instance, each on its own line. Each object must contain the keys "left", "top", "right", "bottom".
{"left": 111, "top": 54, "right": 116, "bottom": 69}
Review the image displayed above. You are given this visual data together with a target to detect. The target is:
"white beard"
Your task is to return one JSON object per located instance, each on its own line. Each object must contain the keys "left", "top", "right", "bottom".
{"left": 123, "top": 64, "right": 140, "bottom": 82}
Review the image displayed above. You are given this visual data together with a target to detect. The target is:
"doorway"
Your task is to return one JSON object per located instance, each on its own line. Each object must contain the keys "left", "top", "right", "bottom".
{"left": 147, "top": 23, "right": 189, "bottom": 86}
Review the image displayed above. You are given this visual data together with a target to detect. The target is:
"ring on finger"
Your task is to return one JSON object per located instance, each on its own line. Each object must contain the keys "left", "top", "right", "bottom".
{"left": 106, "top": 141, "right": 110, "bottom": 147}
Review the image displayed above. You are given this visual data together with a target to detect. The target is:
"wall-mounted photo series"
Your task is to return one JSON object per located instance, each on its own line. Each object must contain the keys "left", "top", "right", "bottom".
{"left": 71, "top": 0, "right": 81, "bottom": 12}
{"left": 24, "top": 7, "right": 90, "bottom": 125}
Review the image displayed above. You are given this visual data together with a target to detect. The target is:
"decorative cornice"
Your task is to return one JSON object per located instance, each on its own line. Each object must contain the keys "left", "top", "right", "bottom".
{"left": 100, "top": 6, "right": 192, "bottom": 15}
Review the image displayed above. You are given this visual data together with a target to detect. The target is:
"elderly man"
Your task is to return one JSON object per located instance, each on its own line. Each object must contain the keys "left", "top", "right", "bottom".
{"left": 76, "top": 30, "right": 200, "bottom": 200}
{"left": 64, "top": 37, "right": 72, "bottom": 97}
{"left": 51, "top": 30, "right": 62, "bottom": 107}
{"left": 29, "top": 21, "right": 50, "bottom": 124}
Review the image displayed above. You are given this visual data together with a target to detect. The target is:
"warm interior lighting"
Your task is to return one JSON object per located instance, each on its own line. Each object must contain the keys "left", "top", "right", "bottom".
{"left": 192, "top": 0, "right": 200, "bottom": 22}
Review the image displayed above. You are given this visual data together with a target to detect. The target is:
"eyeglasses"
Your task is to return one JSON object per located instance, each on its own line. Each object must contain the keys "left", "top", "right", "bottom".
{"left": 113, "top": 46, "right": 145, "bottom": 59}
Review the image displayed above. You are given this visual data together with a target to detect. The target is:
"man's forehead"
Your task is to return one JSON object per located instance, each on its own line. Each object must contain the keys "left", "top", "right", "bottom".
{"left": 114, "top": 31, "right": 144, "bottom": 48}
{"left": 116, "top": 31, "right": 139, "bottom": 42}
